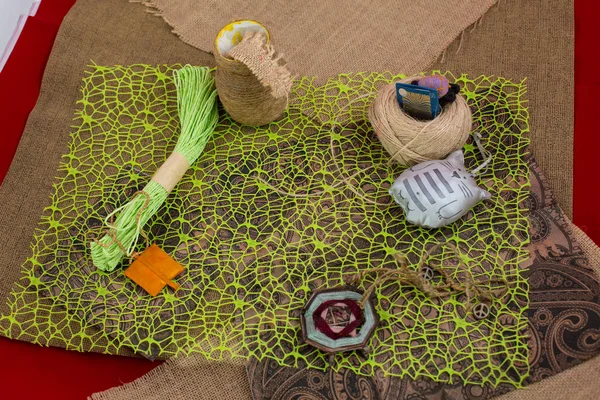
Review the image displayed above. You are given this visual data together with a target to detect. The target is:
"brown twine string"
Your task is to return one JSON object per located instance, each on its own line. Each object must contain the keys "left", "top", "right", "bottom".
{"left": 249, "top": 92, "right": 395, "bottom": 207}
{"left": 91, "top": 190, "right": 151, "bottom": 262}
{"left": 215, "top": 30, "right": 290, "bottom": 126}
{"left": 253, "top": 166, "right": 374, "bottom": 199}
{"left": 347, "top": 241, "right": 509, "bottom": 311}
{"left": 328, "top": 95, "right": 394, "bottom": 207}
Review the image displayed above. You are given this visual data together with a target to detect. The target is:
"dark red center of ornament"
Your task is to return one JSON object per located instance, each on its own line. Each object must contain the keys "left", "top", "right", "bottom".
{"left": 313, "top": 299, "right": 365, "bottom": 340}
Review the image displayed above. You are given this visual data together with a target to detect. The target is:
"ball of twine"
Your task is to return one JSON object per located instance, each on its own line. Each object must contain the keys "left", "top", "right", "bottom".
{"left": 214, "top": 23, "right": 290, "bottom": 126}
{"left": 368, "top": 77, "right": 472, "bottom": 166}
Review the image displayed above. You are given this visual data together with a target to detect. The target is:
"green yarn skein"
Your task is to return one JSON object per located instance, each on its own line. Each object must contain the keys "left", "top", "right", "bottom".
{"left": 91, "top": 65, "right": 219, "bottom": 272}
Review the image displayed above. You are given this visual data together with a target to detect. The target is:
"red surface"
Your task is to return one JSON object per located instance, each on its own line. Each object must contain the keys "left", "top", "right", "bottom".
{"left": 0, "top": 0, "right": 597, "bottom": 399}
{"left": 0, "top": 0, "right": 75, "bottom": 183}
{"left": 573, "top": 1, "right": 600, "bottom": 244}
{"left": 0, "top": 337, "right": 161, "bottom": 399}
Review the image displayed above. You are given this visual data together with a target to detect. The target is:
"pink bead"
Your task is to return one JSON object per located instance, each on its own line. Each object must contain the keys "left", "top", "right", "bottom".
{"left": 418, "top": 75, "right": 450, "bottom": 97}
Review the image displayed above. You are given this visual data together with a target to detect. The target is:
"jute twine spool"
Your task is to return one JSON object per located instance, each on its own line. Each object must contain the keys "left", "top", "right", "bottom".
{"left": 368, "top": 76, "right": 472, "bottom": 166}
{"left": 214, "top": 20, "right": 289, "bottom": 126}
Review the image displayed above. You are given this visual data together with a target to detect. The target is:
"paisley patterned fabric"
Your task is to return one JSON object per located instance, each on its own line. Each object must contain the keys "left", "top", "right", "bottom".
{"left": 247, "top": 156, "right": 600, "bottom": 399}
{"left": 248, "top": 358, "right": 382, "bottom": 400}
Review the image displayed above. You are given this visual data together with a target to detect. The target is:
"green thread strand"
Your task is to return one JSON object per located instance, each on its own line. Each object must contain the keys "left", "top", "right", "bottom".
{"left": 90, "top": 65, "right": 218, "bottom": 271}
{"left": 0, "top": 65, "right": 530, "bottom": 388}
{"left": 173, "top": 65, "right": 219, "bottom": 164}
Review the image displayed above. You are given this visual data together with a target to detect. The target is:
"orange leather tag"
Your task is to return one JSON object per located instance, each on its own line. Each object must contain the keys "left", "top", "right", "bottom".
{"left": 124, "top": 244, "right": 184, "bottom": 296}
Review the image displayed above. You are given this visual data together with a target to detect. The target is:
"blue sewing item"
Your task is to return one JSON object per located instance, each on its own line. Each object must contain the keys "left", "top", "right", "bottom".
{"left": 395, "top": 82, "right": 441, "bottom": 120}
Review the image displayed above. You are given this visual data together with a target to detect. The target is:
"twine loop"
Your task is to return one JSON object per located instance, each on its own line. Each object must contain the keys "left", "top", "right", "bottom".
{"left": 92, "top": 190, "right": 152, "bottom": 262}
{"left": 348, "top": 241, "right": 509, "bottom": 313}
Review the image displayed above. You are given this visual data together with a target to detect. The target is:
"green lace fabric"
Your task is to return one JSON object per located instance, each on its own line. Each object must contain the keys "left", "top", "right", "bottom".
{"left": 0, "top": 65, "right": 530, "bottom": 387}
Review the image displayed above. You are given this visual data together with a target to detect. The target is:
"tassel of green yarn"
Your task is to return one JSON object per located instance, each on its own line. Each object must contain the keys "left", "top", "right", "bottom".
{"left": 91, "top": 65, "right": 219, "bottom": 271}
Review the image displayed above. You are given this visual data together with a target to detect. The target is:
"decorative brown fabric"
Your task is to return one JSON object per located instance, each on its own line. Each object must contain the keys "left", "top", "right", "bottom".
{"left": 432, "top": 0, "right": 575, "bottom": 217}
{"left": 246, "top": 156, "right": 600, "bottom": 400}
{"left": 136, "top": 0, "right": 496, "bottom": 83}
{"left": 496, "top": 223, "right": 600, "bottom": 400}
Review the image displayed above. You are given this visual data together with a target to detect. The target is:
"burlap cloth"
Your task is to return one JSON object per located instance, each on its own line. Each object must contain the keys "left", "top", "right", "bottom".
{"left": 431, "top": 0, "right": 574, "bottom": 218}
{"left": 137, "top": 0, "right": 496, "bottom": 82}
{"left": 0, "top": 0, "right": 582, "bottom": 397}
{"left": 89, "top": 357, "right": 250, "bottom": 400}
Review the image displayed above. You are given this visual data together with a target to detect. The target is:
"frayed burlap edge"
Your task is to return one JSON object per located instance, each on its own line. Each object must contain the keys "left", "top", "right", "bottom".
{"left": 89, "top": 353, "right": 249, "bottom": 400}
{"left": 227, "top": 31, "right": 293, "bottom": 99}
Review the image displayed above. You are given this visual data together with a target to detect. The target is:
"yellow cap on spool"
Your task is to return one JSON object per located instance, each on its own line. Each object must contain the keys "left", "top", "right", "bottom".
{"left": 214, "top": 20, "right": 270, "bottom": 58}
